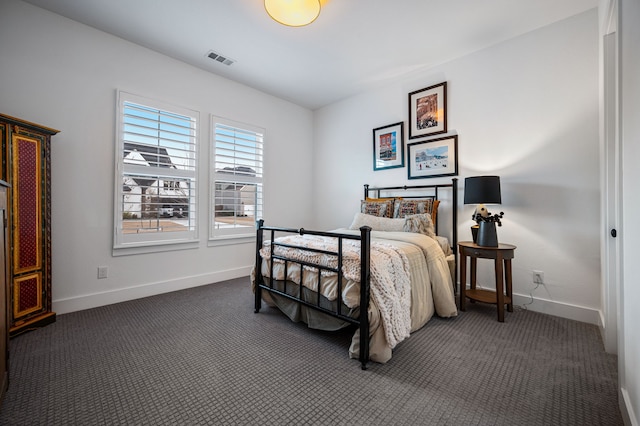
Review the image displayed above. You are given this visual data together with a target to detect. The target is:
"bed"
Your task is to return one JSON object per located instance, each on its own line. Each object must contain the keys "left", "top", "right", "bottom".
{"left": 252, "top": 180, "right": 458, "bottom": 369}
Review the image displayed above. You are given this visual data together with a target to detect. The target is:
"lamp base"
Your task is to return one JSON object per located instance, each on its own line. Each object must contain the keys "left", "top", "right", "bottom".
{"left": 477, "top": 221, "right": 498, "bottom": 247}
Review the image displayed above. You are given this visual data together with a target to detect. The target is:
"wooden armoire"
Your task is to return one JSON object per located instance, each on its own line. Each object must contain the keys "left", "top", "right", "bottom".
{"left": 0, "top": 181, "right": 9, "bottom": 403}
{"left": 0, "top": 114, "right": 58, "bottom": 336}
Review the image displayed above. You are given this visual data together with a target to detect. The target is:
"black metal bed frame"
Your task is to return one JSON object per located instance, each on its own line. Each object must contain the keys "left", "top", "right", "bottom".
{"left": 254, "top": 222, "right": 372, "bottom": 369}
{"left": 254, "top": 179, "right": 457, "bottom": 370}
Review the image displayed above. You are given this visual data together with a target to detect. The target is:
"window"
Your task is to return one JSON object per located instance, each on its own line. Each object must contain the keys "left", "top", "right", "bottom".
{"left": 114, "top": 91, "right": 198, "bottom": 249}
{"left": 211, "top": 116, "right": 264, "bottom": 240}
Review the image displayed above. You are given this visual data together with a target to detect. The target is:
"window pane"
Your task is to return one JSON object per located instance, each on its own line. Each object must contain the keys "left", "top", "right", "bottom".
{"left": 213, "top": 181, "right": 261, "bottom": 229}
{"left": 123, "top": 102, "right": 196, "bottom": 172}
{"left": 121, "top": 174, "right": 195, "bottom": 232}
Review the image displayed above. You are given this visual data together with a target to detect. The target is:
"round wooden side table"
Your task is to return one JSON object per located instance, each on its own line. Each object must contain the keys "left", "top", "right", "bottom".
{"left": 458, "top": 241, "right": 517, "bottom": 322}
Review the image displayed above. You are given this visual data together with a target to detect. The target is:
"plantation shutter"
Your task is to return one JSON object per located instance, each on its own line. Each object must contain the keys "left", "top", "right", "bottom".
{"left": 115, "top": 91, "right": 198, "bottom": 248}
{"left": 211, "top": 116, "right": 264, "bottom": 239}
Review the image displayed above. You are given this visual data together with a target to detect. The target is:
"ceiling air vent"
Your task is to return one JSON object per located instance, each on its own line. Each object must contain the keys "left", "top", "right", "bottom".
{"left": 206, "top": 50, "right": 235, "bottom": 66}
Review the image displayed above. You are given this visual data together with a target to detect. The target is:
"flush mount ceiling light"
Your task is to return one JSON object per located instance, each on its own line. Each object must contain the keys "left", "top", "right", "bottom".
{"left": 264, "top": 0, "right": 321, "bottom": 27}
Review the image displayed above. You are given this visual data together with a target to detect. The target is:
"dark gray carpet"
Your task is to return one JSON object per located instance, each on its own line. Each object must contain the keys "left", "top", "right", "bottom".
{"left": 0, "top": 277, "right": 623, "bottom": 425}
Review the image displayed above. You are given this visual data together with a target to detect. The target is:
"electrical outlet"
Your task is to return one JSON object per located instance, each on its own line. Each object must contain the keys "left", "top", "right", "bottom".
{"left": 533, "top": 270, "right": 544, "bottom": 285}
{"left": 97, "top": 266, "right": 108, "bottom": 279}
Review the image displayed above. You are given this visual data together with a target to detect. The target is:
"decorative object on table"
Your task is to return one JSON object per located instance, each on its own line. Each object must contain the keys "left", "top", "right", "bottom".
{"left": 407, "top": 135, "right": 458, "bottom": 180}
{"left": 464, "top": 175, "right": 503, "bottom": 247}
{"left": 373, "top": 122, "right": 404, "bottom": 171}
{"left": 408, "top": 82, "right": 447, "bottom": 139}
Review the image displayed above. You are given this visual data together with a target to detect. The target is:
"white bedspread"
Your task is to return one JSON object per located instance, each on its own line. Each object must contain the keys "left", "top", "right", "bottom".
{"left": 364, "top": 230, "right": 458, "bottom": 317}
{"left": 260, "top": 234, "right": 412, "bottom": 348}
{"left": 256, "top": 230, "right": 458, "bottom": 363}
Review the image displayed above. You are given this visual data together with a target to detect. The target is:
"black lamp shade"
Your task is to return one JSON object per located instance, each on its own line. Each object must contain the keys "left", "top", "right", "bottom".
{"left": 464, "top": 176, "right": 501, "bottom": 204}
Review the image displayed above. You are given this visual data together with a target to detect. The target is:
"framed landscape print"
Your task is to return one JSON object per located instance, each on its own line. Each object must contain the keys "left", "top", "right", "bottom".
{"left": 407, "top": 135, "right": 458, "bottom": 179}
{"left": 408, "top": 82, "right": 447, "bottom": 139}
{"left": 373, "top": 122, "right": 404, "bottom": 171}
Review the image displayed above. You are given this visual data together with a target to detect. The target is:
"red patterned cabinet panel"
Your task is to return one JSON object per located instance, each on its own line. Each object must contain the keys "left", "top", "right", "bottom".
{"left": 0, "top": 114, "right": 58, "bottom": 336}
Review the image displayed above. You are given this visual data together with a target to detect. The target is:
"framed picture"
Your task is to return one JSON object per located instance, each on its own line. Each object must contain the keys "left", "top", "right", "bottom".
{"left": 408, "top": 82, "right": 447, "bottom": 139}
{"left": 372, "top": 121, "right": 404, "bottom": 171}
{"left": 407, "top": 135, "right": 458, "bottom": 179}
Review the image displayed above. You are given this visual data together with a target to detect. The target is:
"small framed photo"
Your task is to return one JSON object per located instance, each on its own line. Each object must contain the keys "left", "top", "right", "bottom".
{"left": 372, "top": 122, "right": 404, "bottom": 171}
{"left": 408, "top": 82, "right": 447, "bottom": 139}
{"left": 407, "top": 135, "right": 458, "bottom": 179}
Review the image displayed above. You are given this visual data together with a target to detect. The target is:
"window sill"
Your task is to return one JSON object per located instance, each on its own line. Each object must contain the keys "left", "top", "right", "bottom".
{"left": 112, "top": 240, "right": 199, "bottom": 257}
{"left": 208, "top": 234, "right": 255, "bottom": 247}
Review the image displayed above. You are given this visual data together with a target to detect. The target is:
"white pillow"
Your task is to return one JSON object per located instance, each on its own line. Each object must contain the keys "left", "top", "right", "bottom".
{"left": 349, "top": 212, "right": 405, "bottom": 232}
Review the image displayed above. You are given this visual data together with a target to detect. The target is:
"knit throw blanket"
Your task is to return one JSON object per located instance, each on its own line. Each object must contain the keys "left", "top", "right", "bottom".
{"left": 260, "top": 235, "right": 411, "bottom": 348}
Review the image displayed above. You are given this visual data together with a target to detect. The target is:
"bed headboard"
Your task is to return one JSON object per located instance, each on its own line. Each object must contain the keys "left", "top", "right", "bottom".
{"left": 363, "top": 178, "right": 458, "bottom": 288}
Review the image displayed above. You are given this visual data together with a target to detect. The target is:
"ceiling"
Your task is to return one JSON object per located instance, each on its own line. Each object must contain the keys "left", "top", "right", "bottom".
{"left": 23, "top": 0, "right": 597, "bottom": 110}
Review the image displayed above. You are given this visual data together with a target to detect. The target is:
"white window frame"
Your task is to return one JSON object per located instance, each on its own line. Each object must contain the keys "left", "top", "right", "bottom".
{"left": 114, "top": 91, "right": 199, "bottom": 252}
{"left": 210, "top": 116, "right": 264, "bottom": 242}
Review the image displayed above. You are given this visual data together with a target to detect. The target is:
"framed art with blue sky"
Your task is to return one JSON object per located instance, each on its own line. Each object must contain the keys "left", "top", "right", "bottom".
{"left": 407, "top": 135, "right": 458, "bottom": 179}
{"left": 373, "top": 121, "right": 404, "bottom": 171}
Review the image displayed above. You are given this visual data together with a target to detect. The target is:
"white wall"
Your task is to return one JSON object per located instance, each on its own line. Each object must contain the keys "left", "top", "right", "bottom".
{"left": 314, "top": 10, "right": 601, "bottom": 323}
{"left": 620, "top": 0, "right": 640, "bottom": 423}
{"left": 0, "top": 0, "right": 315, "bottom": 313}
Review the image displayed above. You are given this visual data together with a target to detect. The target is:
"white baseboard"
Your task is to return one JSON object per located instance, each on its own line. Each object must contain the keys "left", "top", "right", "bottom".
{"left": 509, "top": 290, "right": 602, "bottom": 325}
{"left": 60, "top": 277, "right": 603, "bottom": 324}
{"left": 620, "top": 387, "right": 638, "bottom": 426}
{"left": 52, "top": 266, "right": 253, "bottom": 315}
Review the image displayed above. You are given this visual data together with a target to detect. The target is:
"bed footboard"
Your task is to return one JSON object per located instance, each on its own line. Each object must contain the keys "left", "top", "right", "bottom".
{"left": 254, "top": 219, "right": 372, "bottom": 370}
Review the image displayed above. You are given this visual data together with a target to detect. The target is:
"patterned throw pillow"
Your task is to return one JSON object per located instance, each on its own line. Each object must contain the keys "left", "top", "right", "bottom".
{"left": 402, "top": 213, "right": 436, "bottom": 238}
{"left": 393, "top": 199, "right": 439, "bottom": 223}
{"left": 360, "top": 199, "right": 394, "bottom": 218}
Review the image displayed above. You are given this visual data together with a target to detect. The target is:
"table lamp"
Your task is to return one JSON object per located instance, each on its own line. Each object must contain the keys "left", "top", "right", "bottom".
{"left": 464, "top": 176, "right": 503, "bottom": 246}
